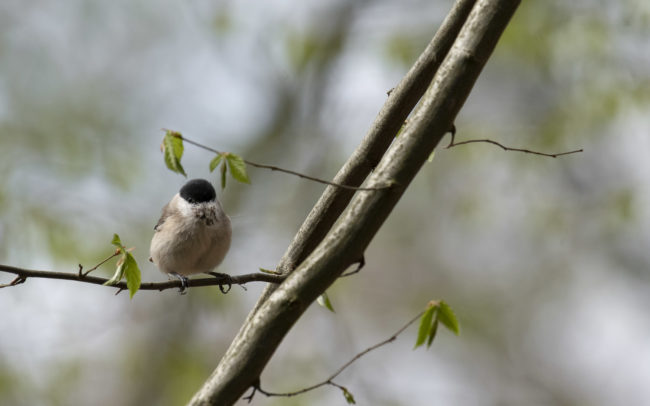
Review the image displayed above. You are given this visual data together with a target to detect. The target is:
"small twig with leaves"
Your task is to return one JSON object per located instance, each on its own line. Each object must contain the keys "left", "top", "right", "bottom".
{"left": 0, "top": 264, "right": 285, "bottom": 293}
{"left": 445, "top": 126, "right": 583, "bottom": 158}
{"left": 0, "top": 234, "right": 284, "bottom": 297}
{"left": 244, "top": 300, "right": 459, "bottom": 404}
{"left": 161, "top": 129, "right": 389, "bottom": 191}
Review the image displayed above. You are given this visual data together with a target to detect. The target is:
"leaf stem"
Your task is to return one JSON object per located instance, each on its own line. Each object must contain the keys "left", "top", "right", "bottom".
{"left": 78, "top": 250, "right": 121, "bottom": 277}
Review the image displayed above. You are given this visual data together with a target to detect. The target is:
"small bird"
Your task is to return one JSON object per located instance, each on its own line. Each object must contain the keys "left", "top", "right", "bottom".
{"left": 149, "top": 178, "right": 232, "bottom": 293}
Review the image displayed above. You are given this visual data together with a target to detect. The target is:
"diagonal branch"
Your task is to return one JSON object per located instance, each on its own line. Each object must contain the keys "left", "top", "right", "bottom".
{"left": 188, "top": 1, "right": 521, "bottom": 404}
{"left": 248, "top": 0, "right": 481, "bottom": 317}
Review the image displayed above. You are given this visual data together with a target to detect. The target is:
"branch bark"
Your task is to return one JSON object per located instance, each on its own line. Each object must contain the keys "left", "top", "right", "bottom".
{"left": 189, "top": 0, "right": 521, "bottom": 404}
{"left": 248, "top": 0, "right": 479, "bottom": 323}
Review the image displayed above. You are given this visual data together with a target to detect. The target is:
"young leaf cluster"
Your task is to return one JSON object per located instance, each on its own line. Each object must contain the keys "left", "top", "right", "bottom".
{"left": 103, "top": 233, "right": 141, "bottom": 298}
{"left": 161, "top": 129, "right": 250, "bottom": 189}
{"left": 209, "top": 152, "right": 250, "bottom": 189}
{"left": 414, "top": 300, "right": 459, "bottom": 349}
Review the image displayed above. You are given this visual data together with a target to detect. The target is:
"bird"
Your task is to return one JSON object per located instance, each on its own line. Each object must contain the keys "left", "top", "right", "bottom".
{"left": 149, "top": 178, "right": 232, "bottom": 293}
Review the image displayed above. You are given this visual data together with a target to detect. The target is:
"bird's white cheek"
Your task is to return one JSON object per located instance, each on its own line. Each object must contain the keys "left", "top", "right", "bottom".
{"left": 176, "top": 198, "right": 195, "bottom": 218}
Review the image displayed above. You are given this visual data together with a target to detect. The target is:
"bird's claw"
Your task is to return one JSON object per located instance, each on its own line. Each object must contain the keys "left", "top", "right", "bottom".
{"left": 207, "top": 272, "right": 232, "bottom": 294}
{"left": 170, "top": 272, "right": 189, "bottom": 295}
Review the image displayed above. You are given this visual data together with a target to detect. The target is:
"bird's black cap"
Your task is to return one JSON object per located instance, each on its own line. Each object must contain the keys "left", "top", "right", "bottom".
{"left": 179, "top": 179, "right": 216, "bottom": 204}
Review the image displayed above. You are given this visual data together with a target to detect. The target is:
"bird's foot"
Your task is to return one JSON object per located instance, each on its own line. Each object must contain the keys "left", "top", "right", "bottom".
{"left": 170, "top": 272, "right": 189, "bottom": 295}
{"left": 207, "top": 272, "right": 232, "bottom": 294}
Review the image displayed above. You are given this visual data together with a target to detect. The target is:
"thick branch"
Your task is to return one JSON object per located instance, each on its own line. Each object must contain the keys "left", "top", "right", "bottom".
{"left": 249, "top": 0, "right": 480, "bottom": 318}
{"left": 188, "top": 1, "right": 520, "bottom": 404}
{"left": 0, "top": 264, "right": 284, "bottom": 292}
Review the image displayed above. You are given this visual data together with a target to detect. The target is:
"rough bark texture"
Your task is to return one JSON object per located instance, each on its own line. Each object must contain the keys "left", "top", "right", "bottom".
{"left": 188, "top": 0, "right": 521, "bottom": 404}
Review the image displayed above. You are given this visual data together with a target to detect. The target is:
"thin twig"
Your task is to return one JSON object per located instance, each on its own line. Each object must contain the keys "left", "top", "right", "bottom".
{"left": 0, "top": 275, "right": 26, "bottom": 288}
{"left": 339, "top": 255, "right": 365, "bottom": 278}
{"left": 245, "top": 310, "right": 425, "bottom": 401}
{"left": 176, "top": 133, "right": 389, "bottom": 191}
{"left": 0, "top": 264, "right": 285, "bottom": 292}
{"left": 446, "top": 132, "right": 583, "bottom": 158}
{"left": 78, "top": 250, "right": 122, "bottom": 277}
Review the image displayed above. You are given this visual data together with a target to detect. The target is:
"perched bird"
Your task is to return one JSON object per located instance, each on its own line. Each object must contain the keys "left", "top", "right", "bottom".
{"left": 149, "top": 178, "right": 232, "bottom": 293}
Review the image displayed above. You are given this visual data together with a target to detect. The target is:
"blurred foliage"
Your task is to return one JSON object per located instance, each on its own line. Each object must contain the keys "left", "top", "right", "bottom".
{"left": 384, "top": 33, "right": 428, "bottom": 68}
{"left": 212, "top": 7, "right": 233, "bottom": 36}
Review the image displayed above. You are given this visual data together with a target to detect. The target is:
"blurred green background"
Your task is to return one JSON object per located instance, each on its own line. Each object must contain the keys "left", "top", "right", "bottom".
{"left": 1, "top": 0, "right": 649, "bottom": 405}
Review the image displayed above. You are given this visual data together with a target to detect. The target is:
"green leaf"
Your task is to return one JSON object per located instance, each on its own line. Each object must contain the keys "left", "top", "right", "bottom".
{"left": 414, "top": 304, "right": 438, "bottom": 349}
{"left": 162, "top": 130, "right": 187, "bottom": 177}
{"left": 111, "top": 233, "right": 122, "bottom": 248}
{"left": 226, "top": 153, "right": 250, "bottom": 184}
{"left": 209, "top": 154, "right": 223, "bottom": 173}
{"left": 104, "top": 254, "right": 126, "bottom": 286}
{"left": 317, "top": 291, "right": 335, "bottom": 313}
{"left": 427, "top": 150, "right": 435, "bottom": 163}
{"left": 438, "top": 301, "right": 460, "bottom": 336}
{"left": 220, "top": 160, "right": 227, "bottom": 189}
{"left": 106, "top": 234, "right": 126, "bottom": 285}
{"left": 426, "top": 318, "right": 439, "bottom": 348}
{"left": 104, "top": 234, "right": 141, "bottom": 298}
{"left": 123, "top": 252, "right": 141, "bottom": 299}
{"left": 341, "top": 387, "right": 356, "bottom": 404}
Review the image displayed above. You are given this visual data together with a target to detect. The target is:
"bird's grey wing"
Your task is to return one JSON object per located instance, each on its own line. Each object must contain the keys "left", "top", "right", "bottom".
{"left": 154, "top": 203, "right": 172, "bottom": 231}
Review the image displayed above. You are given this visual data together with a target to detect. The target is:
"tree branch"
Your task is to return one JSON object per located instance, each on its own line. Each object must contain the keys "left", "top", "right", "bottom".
{"left": 446, "top": 132, "right": 583, "bottom": 157}
{"left": 243, "top": 310, "right": 424, "bottom": 402}
{"left": 0, "top": 264, "right": 284, "bottom": 293}
{"left": 188, "top": 1, "right": 521, "bottom": 404}
{"left": 178, "top": 135, "right": 388, "bottom": 192}
{"left": 248, "top": 0, "right": 480, "bottom": 319}
{"left": 79, "top": 250, "right": 121, "bottom": 277}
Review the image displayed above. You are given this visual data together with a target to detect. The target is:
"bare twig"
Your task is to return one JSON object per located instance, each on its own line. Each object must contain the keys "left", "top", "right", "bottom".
{"left": 244, "top": 310, "right": 425, "bottom": 402}
{"left": 174, "top": 133, "right": 390, "bottom": 191}
{"left": 0, "top": 264, "right": 285, "bottom": 292}
{"left": 0, "top": 275, "right": 26, "bottom": 288}
{"left": 446, "top": 131, "right": 583, "bottom": 158}
{"left": 339, "top": 255, "right": 365, "bottom": 278}
{"left": 78, "top": 250, "right": 122, "bottom": 277}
